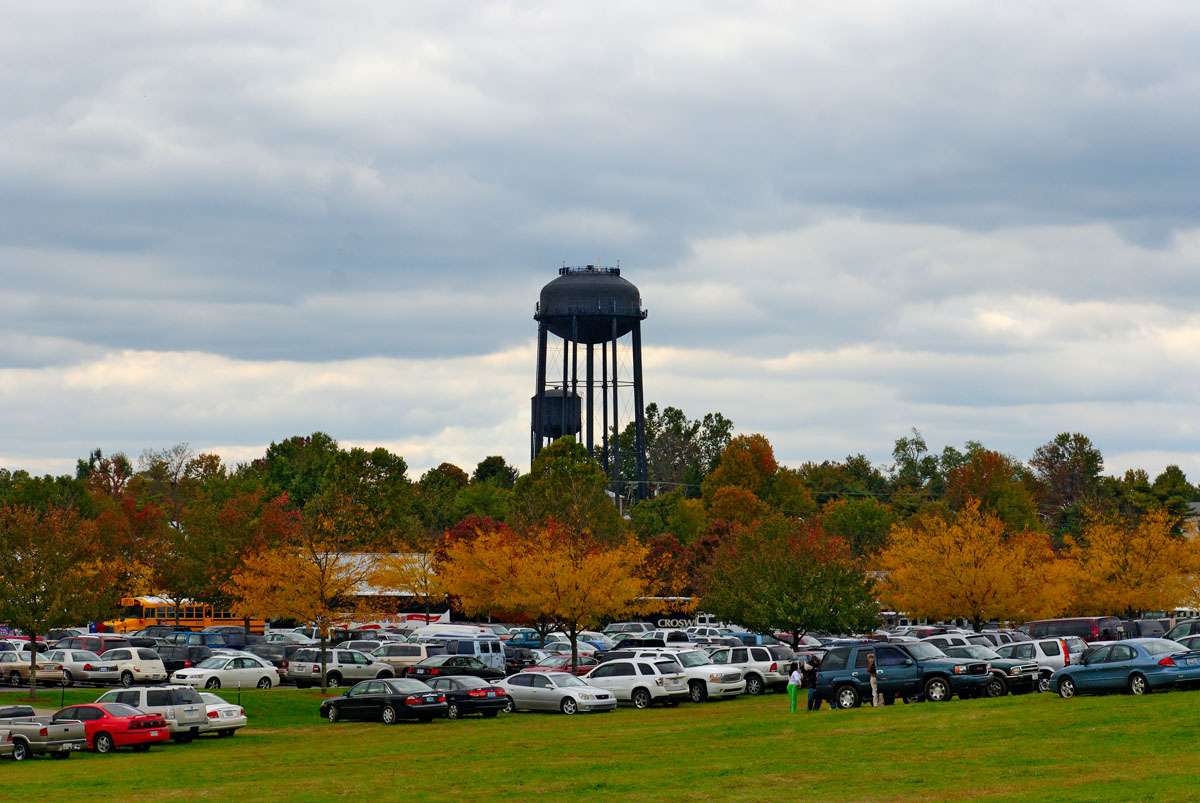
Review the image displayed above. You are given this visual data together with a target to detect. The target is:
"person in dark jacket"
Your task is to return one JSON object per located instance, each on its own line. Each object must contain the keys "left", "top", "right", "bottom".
{"left": 802, "top": 656, "right": 822, "bottom": 711}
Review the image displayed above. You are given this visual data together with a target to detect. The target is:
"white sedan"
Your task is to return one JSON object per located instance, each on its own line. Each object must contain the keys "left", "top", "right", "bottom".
{"left": 172, "top": 654, "right": 279, "bottom": 689}
{"left": 198, "top": 692, "right": 248, "bottom": 736}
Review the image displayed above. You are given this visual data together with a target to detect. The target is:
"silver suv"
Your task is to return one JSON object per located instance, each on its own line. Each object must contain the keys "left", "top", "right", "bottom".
{"left": 95, "top": 685, "right": 206, "bottom": 742}
{"left": 706, "top": 644, "right": 794, "bottom": 695}
{"left": 286, "top": 648, "right": 394, "bottom": 688}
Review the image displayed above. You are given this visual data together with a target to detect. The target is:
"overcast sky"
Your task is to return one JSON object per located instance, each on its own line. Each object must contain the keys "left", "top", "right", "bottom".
{"left": 4, "top": 1, "right": 1200, "bottom": 482}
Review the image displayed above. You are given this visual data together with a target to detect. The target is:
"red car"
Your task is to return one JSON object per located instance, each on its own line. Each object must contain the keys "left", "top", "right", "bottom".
{"left": 51, "top": 703, "right": 170, "bottom": 754}
{"left": 521, "top": 654, "right": 599, "bottom": 676}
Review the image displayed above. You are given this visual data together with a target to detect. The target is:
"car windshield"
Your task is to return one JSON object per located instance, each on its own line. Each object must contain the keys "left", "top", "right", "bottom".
{"left": 904, "top": 643, "right": 947, "bottom": 661}
{"left": 199, "top": 693, "right": 225, "bottom": 705}
{"left": 196, "top": 657, "right": 229, "bottom": 669}
{"left": 101, "top": 703, "right": 143, "bottom": 717}
{"left": 1143, "top": 640, "right": 1186, "bottom": 655}
{"left": 550, "top": 674, "right": 586, "bottom": 688}
{"left": 675, "top": 651, "right": 711, "bottom": 668}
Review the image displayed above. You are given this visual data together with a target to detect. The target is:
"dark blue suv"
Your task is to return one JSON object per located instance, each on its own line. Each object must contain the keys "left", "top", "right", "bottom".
{"left": 816, "top": 641, "right": 988, "bottom": 708}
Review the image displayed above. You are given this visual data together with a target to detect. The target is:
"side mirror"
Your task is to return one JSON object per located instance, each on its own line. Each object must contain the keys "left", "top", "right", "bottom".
{"left": 905, "top": 659, "right": 914, "bottom": 666}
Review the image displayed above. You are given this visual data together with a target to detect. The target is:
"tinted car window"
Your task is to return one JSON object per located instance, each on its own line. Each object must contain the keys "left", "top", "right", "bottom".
{"left": 637, "top": 663, "right": 655, "bottom": 675}
{"left": 877, "top": 647, "right": 906, "bottom": 666}
{"left": 854, "top": 651, "right": 871, "bottom": 668}
{"left": 1084, "top": 646, "right": 1112, "bottom": 664}
{"left": 611, "top": 663, "right": 635, "bottom": 677}
{"left": 821, "top": 648, "right": 850, "bottom": 671}
{"left": 1110, "top": 645, "right": 1136, "bottom": 661}
{"left": 170, "top": 687, "right": 202, "bottom": 704}
{"left": 138, "top": 649, "right": 160, "bottom": 660}
{"left": 529, "top": 675, "right": 551, "bottom": 688}
{"left": 146, "top": 690, "right": 170, "bottom": 707}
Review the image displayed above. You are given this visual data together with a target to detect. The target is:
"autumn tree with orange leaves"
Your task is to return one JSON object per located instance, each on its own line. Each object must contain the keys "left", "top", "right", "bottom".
{"left": 1065, "top": 508, "right": 1200, "bottom": 617}
{"left": 441, "top": 522, "right": 655, "bottom": 667}
{"left": 229, "top": 491, "right": 385, "bottom": 689}
{"left": 877, "top": 500, "right": 1072, "bottom": 631}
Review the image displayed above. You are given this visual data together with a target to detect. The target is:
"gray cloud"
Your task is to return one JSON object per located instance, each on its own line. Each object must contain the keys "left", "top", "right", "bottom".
{"left": 3, "top": 2, "right": 1200, "bottom": 480}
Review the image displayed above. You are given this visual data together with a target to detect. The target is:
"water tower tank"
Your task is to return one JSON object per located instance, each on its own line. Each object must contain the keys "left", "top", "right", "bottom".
{"left": 536, "top": 266, "right": 644, "bottom": 343}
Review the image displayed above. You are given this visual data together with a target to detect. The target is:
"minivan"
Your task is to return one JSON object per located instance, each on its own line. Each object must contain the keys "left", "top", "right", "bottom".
{"left": 426, "top": 634, "right": 505, "bottom": 671}
{"left": 1025, "top": 617, "right": 1124, "bottom": 643}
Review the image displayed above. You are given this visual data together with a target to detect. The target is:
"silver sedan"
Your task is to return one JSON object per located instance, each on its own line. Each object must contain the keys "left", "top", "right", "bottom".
{"left": 41, "top": 650, "right": 119, "bottom": 686}
{"left": 499, "top": 671, "right": 617, "bottom": 714}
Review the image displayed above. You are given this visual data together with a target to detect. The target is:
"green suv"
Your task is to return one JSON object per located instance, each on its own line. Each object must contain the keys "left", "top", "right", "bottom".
{"left": 816, "top": 642, "right": 989, "bottom": 708}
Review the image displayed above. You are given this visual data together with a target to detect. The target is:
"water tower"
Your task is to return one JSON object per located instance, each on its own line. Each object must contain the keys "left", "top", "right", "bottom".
{"left": 532, "top": 265, "right": 648, "bottom": 499}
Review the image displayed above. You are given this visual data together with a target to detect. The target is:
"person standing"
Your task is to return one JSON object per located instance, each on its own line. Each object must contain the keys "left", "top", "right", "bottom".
{"left": 803, "top": 656, "right": 823, "bottom": 711}
{"left": 867, "top": 652, "right": 882, "bottom": 707}
{"left": 787, "top": 662, "right": 802, "bottom": 712}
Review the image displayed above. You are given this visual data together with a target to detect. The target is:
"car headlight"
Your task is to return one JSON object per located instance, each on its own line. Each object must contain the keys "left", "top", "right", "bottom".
{"left": 578, "top": 694, "right": 595, "bottom": 701}
{"left": 953, "top": 665, "right": 968, "bottom": 674}
{"left": 1009, "top": 667, "right": 1020, "bottom": 675}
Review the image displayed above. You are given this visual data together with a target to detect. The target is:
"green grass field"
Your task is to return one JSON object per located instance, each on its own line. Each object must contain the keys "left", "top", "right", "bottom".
{"left": 9, "top": 685, "right": 1200, "bottom": 801}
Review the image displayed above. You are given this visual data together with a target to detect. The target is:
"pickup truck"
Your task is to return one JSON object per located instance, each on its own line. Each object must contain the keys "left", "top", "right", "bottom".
{"left": 0, "top": 705, "right": 87, "bottom": 761}
{"left": 815, "top": 642, "right": 989, "bottom": 708}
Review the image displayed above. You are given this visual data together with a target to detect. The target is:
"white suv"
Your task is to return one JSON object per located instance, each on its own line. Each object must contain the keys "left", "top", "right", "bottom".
{"left": 286, "top": 649, "right": 394, "bottom": 688}
{"left": 706, "top": 644, "right": 794, "bottom": 695}
{"left": 629, "top": 648, "right": 745, "bottom": 702}
{"left": 582, "top": 658, "right": 689, "bottom": 708}
{"left": 995, "top": 637, "right": 1087, "bottom": 692}
{"left": 95, "top": 685, "right": 206, "bottom": 742}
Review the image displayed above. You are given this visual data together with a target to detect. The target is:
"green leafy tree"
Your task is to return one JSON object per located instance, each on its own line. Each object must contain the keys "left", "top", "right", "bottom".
{"left": 510, "top": 437, "right": 622, "bottom": 542}
{"left": 255, "top": 432, "right": 342, "bottom": 508}
{"left": 1029, "top": 432, "right": 1104, "bottom": 540}
{"left": 701, "top": 514, "right": 878, "bottom": 646}
{"left": 821, "top": 497, "right": 897, "bottom": 559}
{"left": 472, "top": 456, "right": 519, "bottom": 489}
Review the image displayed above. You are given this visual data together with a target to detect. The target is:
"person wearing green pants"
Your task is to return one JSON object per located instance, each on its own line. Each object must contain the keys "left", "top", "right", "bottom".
{"left": 787, "top": 662, "right": 802, "bottom": 712}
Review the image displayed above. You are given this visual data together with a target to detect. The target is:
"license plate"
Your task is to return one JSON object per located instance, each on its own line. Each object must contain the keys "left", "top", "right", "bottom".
{"left": 1187, "top": 658, "right": 1197, "bottom": 667}
{"left": 222, "top": 711, "right": 235, "bottom": 718}
{"left": 487, "top": 691, "right": 497, "bottom": 697}
{"left": 426, "top": 696, "right": 436, "bottom": 702}
{"left": 149, "top": 731, "right": 159, "bottom": 737}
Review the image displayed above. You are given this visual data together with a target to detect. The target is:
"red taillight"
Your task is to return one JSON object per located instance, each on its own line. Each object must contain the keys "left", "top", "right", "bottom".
{"left": 1159, "top": 656, "right": 1177, "bottom": 667}
{"left": 467, "top": 689, "right": 487, "bottom": 697}
{"left": 207, "top": 711, "right": 219, "bottom": 718}
{"left": 405, "top": 695, "right": 419, "bottom": 704}
{"left": 184, "top": 660, "right": 192, "bottom": 668}
{"left": 281, "top": 660, "right": 288, "bottom": 669}
{"left": 238, "top": 708, "right": 244, "bottom": 716}
{"left": 770, "top": 663, "right": 777, "bottom": 672}
{"left": 430, "top": 668, "right": 438, "bottom": 675}
{"left": 312, "top": 666, "right": 319, "bottom": 673}
{"left": 83, "top": 664, "right": 94, "bottom": 671}
{"left": 39, "top": 727, "right": 47, "bottom": 737}
{"left": 437, "top": 695, "right": 446, "bottom": 702}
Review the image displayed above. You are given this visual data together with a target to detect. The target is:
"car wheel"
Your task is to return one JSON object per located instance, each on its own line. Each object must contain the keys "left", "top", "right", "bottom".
{"left": 94, "top": 732, "right": 115, "bottom": 754}
{"left": 745, "top": 675, "right": 764, "bottom": 696}
{"left": 1038, "top": 675, "right": 1051, "bottom": 694}
{"left": 1128, "top": 673, "right": 1149, "bottom": 696}
{"left": 447, "top": 703, "right": 461, "bottom": 720}
{"left": 632, "top": 689, "right": 652, "bottom": 709}
{"left": 1058, "top": 677, "right": 1076, "bottom": 699}
{"left": 560, "top": 697, "right": 579, "bottom": 715}
{"left": 985, "top": 675, "right": 1007, "bottom": 698}
{"left": 327, "top": 705, "right": 340, "bottom": 723}
{"left": 689, "top": 681, "right": 707, "bottom": 703}
{"left": 256, "top": 676, "right": 272, "bottom": 689}
{"left": 326, "top": 673, "right": 342, "bottom": 688}
{"left": 120, "top": 671, "right": 135, "bottom": 688}
{"left": 835, "top": 685, "right": 860, "bottom": 710}
{"left": 381, "top": 705, "right": 398, "bottom": 724}
{"left": 503, "top": 696, "right": 515, "bottom": 713}
{"left": 205, "top": 677, "right": 221, "bottom": 689}
{"left": 131, "top": 743, "right": 151, "bottom": 752}
{"left": 62, "top": 670, "right": 74, "bottom": 688}
{"left": 924, "top": 677, "right": 950, "bottom": 702}
{"left": 11, "top": 740, "right": 31, "bottom": 762}
{"left": 8, "top": 672, "right": 21, "bottom": 687}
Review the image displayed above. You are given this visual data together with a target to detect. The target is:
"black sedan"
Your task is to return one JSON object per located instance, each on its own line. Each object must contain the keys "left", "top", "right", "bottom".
{"left": 319, "top": 679, "right": 448, "bottom": 724}
{"left": 405, "top": 655, "right": 505, "bottom": 682}
{"left": 425, "top": 676, "right": 508, "bottom": 719}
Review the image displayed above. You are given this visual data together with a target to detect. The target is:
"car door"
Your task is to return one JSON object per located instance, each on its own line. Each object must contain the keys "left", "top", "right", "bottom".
{"left": 875, "top": 646, "right": 919, "bottom": 695}
{"left": 505, "top": 674, "right": 535, "bottom": 708}
{"left": 1099, "top": 644, "right": 1138, "bottom": 690}
{"left": 527, "top": 673, "right": 555, "bottom": 710}
{"left": 608, "top": 662, "right": 637, "bottom": 700}
{"left": 341, "top": 681, "right": 378, "bottom": 720}
{"left": 586, "top": 663, "right": 617, "bottom": 697}
{"left": 1073, "top": 645, "right": 1111, "bottom": 691}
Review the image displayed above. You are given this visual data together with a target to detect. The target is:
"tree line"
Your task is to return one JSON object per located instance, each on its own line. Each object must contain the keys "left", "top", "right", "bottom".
{"left": 2, "top": 410, "right": 1199, "bottom": 687}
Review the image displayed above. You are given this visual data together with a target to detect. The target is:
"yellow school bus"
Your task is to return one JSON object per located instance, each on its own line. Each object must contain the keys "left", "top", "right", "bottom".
{"left": 105, "top": 596, "right": 264, "bottom": 634}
